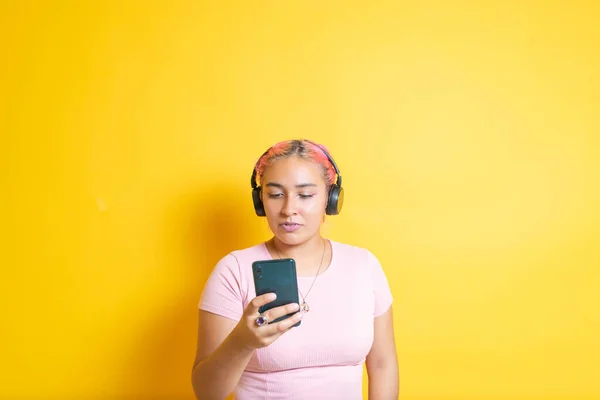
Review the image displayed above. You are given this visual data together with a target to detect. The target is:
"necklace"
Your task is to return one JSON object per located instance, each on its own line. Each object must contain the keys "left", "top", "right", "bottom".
{"left": 271, "top": 238, "right": 326, "bottom": 312}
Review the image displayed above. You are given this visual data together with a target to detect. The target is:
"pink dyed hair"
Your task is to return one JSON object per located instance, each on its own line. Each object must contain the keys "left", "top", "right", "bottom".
{"left": 254, "top": 139, "right": 337, "bottom": 188}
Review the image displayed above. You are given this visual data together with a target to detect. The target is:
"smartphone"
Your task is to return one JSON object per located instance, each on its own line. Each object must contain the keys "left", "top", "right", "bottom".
{"left": 252, "top": 258, "right": 302, "bottom": 327}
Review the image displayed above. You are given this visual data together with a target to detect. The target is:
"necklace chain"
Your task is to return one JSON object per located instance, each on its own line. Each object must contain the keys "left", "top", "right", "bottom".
{"left": 271, "top": 238, "right": 326, "bottom": 312}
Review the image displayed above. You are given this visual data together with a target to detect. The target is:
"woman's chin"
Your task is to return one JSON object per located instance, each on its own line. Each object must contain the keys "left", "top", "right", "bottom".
{"left": 272, "top": 231, "right": 320, "bottom": 247}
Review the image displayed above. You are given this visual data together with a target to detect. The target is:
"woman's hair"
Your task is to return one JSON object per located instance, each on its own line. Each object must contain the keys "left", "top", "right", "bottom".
{"left": 254, "top": 139, "right": 337, "bottom": 189}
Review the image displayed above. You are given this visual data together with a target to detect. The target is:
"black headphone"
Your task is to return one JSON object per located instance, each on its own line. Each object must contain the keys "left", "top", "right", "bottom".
{"left": 250, "top": 140, "right": 344, "bottom": 217}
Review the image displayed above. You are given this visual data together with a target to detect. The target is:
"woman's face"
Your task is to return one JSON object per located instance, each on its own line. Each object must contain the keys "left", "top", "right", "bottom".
{"left": 260, "top": 155, "right": 328, "bottom": 246}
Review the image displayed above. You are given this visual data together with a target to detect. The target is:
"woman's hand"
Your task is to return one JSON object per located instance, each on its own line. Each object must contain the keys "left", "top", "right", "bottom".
{"left": 231, "top": 293, "right": 302, "bottom": 350}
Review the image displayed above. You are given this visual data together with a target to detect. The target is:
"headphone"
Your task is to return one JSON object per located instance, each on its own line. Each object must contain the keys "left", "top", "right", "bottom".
{"left": 250, "top": 140, "right": 344, "bottom": 217}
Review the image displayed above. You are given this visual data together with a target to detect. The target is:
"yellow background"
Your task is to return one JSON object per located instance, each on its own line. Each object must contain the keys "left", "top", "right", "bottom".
{"left": 2, "top": 1, "right": 599, "bottom": 399}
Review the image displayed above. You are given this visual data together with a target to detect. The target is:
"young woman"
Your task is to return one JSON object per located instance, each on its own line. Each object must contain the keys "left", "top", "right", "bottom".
{"left": 192, "top": 139, "right": 399, "bottom": 399}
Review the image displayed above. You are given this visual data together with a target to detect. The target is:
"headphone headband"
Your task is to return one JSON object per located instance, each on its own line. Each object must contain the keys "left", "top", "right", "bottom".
{"left": 250, "top": 140, "right": 342, "bottom": 189}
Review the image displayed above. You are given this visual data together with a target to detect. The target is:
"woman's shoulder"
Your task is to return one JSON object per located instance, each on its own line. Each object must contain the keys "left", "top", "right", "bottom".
{"left": 230, "top": 241, "right": 269, "bottom": 259}
{"left": 330, "top": 239, "right": 392, "bottom": 305}
{"left": 206, "top": 242, "right": 268, "bottom": 286}
{"left": 330, "top": 239, "right": 380, "bottom": 264}
{"left": 215, "top": 241, "right": 269, "bottom": 268}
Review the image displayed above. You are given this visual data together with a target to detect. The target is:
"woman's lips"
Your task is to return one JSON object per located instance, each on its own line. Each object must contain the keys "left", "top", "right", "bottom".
{"left": 280, "top": 222, "right": 302, "bottom": 232}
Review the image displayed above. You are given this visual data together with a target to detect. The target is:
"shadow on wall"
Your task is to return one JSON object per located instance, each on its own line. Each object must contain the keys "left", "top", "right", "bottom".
{"left": 124, "top": 184, "right": 260, "bottom": 400}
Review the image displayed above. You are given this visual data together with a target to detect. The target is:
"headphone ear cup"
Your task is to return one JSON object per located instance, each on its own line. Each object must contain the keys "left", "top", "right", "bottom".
{"left": 252, "top": 187, "right": 266, "bottom": 216}
{"left": 326, "top": 185, "right": 343, "bottom": 215}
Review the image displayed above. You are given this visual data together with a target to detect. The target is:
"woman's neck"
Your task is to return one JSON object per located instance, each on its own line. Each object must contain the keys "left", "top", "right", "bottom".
{"left": 269, "top": 235, "right": 327, "bottom": 261}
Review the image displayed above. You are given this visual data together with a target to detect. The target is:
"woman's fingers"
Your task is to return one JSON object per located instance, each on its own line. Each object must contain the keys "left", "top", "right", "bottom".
{"left": 259, "top": 304, "right": 302, "bottom": 337}
{"left": 245, "top": 292, "right": 277, "bottom": 316}
{"left": 238, "top": 295, "right": 303, "bottom": 349}
{"left": 261, "top": 302, "right": 300, "bottom": 324}
{"left": 261, "top": 307, "right": 303, "bottom": 336}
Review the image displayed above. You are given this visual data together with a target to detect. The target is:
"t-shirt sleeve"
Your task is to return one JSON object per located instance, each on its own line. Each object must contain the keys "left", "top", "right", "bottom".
{"left": 367, "top": 250, "right": 394, "bottom": 317}
{"left": 198, "top": 253, "right": 245, "bottom": 321}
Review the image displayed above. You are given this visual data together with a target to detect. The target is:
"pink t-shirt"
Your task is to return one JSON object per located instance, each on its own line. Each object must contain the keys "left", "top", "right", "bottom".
{"left": 198, "top": 239, "right": 393, "bottom": 400}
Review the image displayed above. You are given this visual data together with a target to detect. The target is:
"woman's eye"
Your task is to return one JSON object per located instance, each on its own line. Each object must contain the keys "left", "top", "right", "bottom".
{"left": 267, "top": 193, "right": 314, "bottom": 199}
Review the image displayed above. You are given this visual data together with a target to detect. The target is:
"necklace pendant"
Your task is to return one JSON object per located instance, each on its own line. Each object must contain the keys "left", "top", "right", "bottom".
{"left": 300, "top": 302, "right": 310, "bottom": 312}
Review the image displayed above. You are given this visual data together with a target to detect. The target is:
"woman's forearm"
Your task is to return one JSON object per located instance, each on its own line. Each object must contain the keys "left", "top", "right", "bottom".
{"left": 191, "top": 333, "right": 254, "bottom": 400}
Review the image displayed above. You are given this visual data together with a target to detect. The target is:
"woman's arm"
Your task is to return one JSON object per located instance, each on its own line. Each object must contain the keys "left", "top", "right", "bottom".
{"left": 191, "top": 310, "right": 254, "bottom": 400}
{"left": 366, "top": 306, "right": 399, "bottom": 399}
{"left": 191, "top": 294, "right": 303, "bottom": 400}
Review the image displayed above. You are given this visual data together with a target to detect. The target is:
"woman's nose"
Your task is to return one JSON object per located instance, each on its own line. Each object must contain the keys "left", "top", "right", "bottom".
{"left": 281, "top": 196, "right": 298, "bottom": 215}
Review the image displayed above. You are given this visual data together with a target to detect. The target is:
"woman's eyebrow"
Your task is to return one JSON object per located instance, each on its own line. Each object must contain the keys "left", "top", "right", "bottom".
{"left": 265, "top": 182, "right": 317, "bottom": 188}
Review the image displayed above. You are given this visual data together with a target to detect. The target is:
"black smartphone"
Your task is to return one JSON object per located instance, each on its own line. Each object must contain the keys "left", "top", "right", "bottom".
{"left": 252, "top": 258, "right": 302, "bottom": 327}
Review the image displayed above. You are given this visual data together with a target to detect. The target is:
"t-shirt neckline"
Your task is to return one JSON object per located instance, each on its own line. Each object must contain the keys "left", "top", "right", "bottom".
{"left": 260, "top": 239, "right": 337, "bottom": 279}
